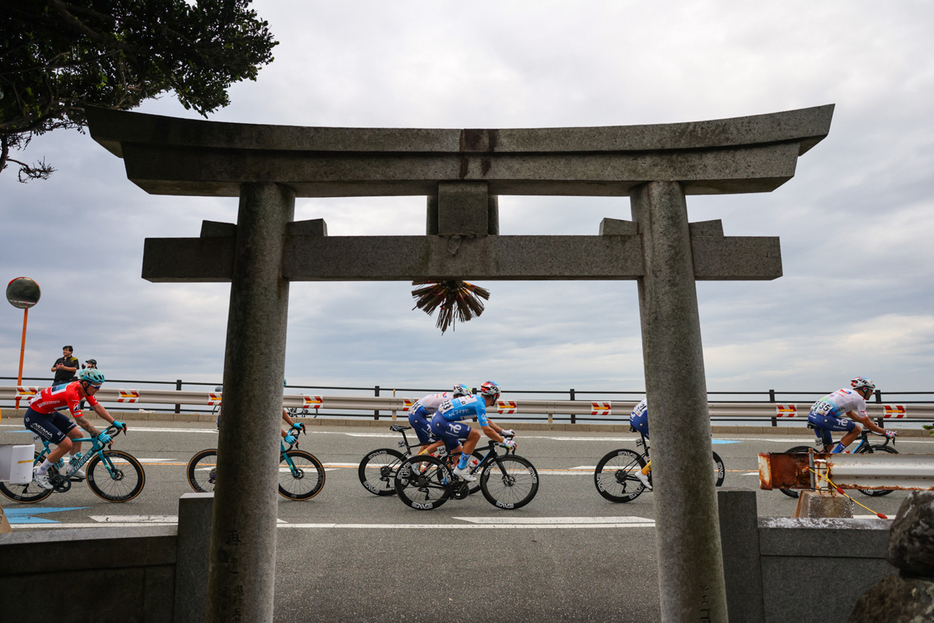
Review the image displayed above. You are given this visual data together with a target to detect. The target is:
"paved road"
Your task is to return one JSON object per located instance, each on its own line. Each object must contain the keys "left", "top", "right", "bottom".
{"left": 2, "top": 421, "right": 928, "bottom": 622}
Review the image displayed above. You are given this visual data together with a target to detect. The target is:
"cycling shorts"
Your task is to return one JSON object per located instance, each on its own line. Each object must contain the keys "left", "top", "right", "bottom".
{"left": 408, "top": 407, "right": 434, "bottom": 445}
{"left": 24, "top": 407, "right": 76, "bottom": 445}
{"left": 808, "top": 412, "right": 856, "bottom": 447}
{"left": 630, "top": 411, "right": 649, "bottom": 438}
{"left": 429, "top": 414, "right": 473, "bottom": 451}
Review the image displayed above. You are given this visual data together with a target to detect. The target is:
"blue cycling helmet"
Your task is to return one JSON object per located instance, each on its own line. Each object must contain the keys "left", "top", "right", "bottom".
{"left": 452, "top": 384, "right": 470, "bottom": 397}
{"left": 80, "top": 369, "right": 105, "bottom": 385}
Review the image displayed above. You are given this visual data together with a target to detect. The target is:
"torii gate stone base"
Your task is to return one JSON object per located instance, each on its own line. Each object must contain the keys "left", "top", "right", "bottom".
{"left": 87, "top": 104, "right": 833, "bottom": 623}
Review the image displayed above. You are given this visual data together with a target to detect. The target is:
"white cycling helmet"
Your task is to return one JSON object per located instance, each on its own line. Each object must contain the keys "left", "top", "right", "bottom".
{"left": 850, "top": 377, "right": 876, "bottom": 392}
{"left": 479, "top": 381, "right": 500, "bottom": 397}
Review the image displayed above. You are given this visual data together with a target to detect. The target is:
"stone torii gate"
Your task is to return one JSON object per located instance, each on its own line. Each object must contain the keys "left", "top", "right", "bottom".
{"left": 86, "top": 104, "right": 833, "bottom": 623}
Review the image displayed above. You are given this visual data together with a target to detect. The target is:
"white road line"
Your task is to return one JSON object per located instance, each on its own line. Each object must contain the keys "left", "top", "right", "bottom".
{"left": 453, "top": 516, "right": 651, "bottom": 525}
{"left": 15, "top": 516, "right": 655, "bottom": 530}
{"left": 90, "top": 515, "right": 178, "bottom": 523}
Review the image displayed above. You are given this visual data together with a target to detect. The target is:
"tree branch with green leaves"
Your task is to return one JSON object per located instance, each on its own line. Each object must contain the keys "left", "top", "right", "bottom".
{"left": 0, "top": 0, "right": 277, "bottom": 181}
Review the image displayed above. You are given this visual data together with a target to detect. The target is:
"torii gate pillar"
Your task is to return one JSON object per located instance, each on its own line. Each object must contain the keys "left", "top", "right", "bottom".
{"left": 633, "top": 181, "right": 725, "bottom": 619}
{"left": 207, "top": 183, "right": 294, "bottom": 622}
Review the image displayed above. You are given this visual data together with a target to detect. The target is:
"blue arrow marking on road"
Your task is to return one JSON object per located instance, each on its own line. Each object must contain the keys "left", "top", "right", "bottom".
{"left": 2, "top": 507, "right": 88, "bottom": 524}
{"left": 711, "top": 439, "right": 741, "bottom": 444}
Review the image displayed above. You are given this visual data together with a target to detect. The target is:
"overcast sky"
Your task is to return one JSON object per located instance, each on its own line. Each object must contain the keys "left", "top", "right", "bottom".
{"left": 2, "top": 1, "right": 933, "bottom": 399}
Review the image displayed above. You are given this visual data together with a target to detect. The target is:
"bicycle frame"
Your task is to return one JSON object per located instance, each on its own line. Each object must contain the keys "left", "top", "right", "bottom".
{"left": 37, "top": 425, "right": 124, "bottom": 483}
{"left": 444, "top": 437, "right": 516, "bottom": 479}
{"left": 812, "top": 427, "right": 895, "bottom": 453}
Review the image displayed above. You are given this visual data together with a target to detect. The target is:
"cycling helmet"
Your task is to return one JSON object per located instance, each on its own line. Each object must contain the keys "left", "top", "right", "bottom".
{"left": 479, "top": 381, "right": 500, "bottom": 397}
{"left": 851, "top": 377, "right": 876, "bottom": 392}
{"left": 452, "top": 384, "right": 470, "bottom": 397}
{"left": 80, "top": 369, "right": 105, "bottom": 385}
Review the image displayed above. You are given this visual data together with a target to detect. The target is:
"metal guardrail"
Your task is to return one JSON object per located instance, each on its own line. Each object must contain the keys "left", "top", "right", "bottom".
{"left": 2, "top": 385, "right": 933, "bottom": 423}
{"left": 758, "top": 451, "right": 934, "bottom": 491}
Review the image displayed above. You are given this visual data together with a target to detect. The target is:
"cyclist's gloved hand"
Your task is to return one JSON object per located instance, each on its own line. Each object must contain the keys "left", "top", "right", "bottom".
{"left": 284, "top": 433, "right": 297, "bottom": 445}
{"left": 98, "top": 431, "right": 113, "bottom": 444}
{"left": 885, "top": 430, "right": 897, "bottom": 438}
{"left": 112, "top": 421, "right": 126, "bottom": 430}
{"left": 501, "top": 429, "right": 515, "bottom": 437}
{"left": 291, "top": 422, "right": 303, "bottom": 430}
{"left": 502, "top": 438, "right": 517, "bottom": 450}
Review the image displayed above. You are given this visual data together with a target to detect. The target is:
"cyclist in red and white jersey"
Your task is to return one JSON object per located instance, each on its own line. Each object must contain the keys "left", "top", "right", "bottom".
{"left": 807, "top": 377, "right": 895, "bottom": 453}
{"left": 25, "top": 369, "right": 125, "bottom": 489}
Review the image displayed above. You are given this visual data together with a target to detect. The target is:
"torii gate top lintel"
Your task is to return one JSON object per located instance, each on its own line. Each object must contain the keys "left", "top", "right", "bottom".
{"left": 85, "top": 104, "right": 833, "bottom": 198}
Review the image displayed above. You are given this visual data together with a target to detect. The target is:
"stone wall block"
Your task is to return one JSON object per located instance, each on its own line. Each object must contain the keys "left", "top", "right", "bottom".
{"left": 887, "top": 491, "right": 934, "bottom": 577}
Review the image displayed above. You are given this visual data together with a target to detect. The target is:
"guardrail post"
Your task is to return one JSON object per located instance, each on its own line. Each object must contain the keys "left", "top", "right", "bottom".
{"left": 875, "top": 389, "right": 884, "bottom": 427}
{"left": 374, "top": 385, "right": 380, "bottom": 420}
{"left": 175, "top": 379, "right": 182, "bottom": 414}
{"left": 569, "top": 388, "right": 576, "bottom": 424}
{"left": 769, "top": 389, "right": 777, "bottom": 427}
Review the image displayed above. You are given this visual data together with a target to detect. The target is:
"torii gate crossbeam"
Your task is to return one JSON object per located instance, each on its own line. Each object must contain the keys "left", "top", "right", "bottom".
{"left": 87, "top": 104, "right": 832, "bottom": 623}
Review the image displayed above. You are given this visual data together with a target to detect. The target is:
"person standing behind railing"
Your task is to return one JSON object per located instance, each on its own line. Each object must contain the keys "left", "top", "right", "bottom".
{"left": 50, "top": 345, "right": 79, "bottom": 389}
{"left": 808, "top": 377, "right": 896, "bottom": 453}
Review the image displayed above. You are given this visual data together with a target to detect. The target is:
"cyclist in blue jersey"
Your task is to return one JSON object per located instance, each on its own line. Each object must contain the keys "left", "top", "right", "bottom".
{"left": 408, "top": 384, "right": 470, "bottom": 455}
{"left": 627, "top": 398, "right": 653, "bottom": 489}
{"left": 808, "top": 377, "right": 895, "bottom": 453}
{"left": 429, "top": 381, "right": 516, "bottom": 482}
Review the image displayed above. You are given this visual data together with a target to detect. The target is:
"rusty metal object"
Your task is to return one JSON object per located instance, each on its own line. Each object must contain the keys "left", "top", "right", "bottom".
{"left": 760, "top": 451, "right": 934, "bottom": 491}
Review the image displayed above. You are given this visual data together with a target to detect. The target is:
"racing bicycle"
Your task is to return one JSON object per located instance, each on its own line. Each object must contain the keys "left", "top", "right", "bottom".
{"left": 357, "top": 423, "right": 481, "bottom": 496}
{"left": 0, "top": 425, "right": 145, "bottom": 504}
{"left": 778, "top": 425, "right": 897, "bottom": 499}
{"left": 593, "top": 430, "right": 725, "bottom": 503}
{"left": 186, "top": 423, "right": 326, "bottom": 500}
{"left": 393, "top": 434, "right": 538, "bottom": 510}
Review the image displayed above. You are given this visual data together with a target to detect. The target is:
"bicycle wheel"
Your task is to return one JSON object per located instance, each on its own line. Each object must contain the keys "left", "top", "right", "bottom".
{"left": 358, "top": 448, "right": 406, "bottom": 496}
{"left": 778, "top": 445, "right": 813, "bottom": 499}
{"left": 86, "top": 450, "right": 146, "bottom": 502}
{"left": 480, "top": 455, "right": 539, "bottom": 510}
{"left": 279, "top": 450, "right": 326, "bottom": 500}
{"left": 712, "top": 451, "right": 725, "bottom": 487}
{"left": 594, "top": 448, "right": 647, "bottom": 503}
{"left": 394, "top": 455, "right": 452, "bottom": 510}
{"left": 187, "top": 449, "right": 218, "bottom": 493}
{"left": 855, "top": 444, "right": 897, "bottom": 497}
{"left": 0, "top": 451, "right": 53, "bottom": 503}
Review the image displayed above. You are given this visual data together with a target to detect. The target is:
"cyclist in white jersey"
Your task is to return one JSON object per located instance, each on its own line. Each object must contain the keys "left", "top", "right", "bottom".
{"left": 408, "top": 384, "right": 470, "bottom": 455}
{"left": 808, "top": 377, "right": 895, "bottom": 453}
{"left": 429, "top": 381, "right": 515, "bottom": 482}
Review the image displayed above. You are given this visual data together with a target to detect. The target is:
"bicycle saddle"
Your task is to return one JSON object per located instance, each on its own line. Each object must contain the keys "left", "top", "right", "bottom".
{"left": 389, "top": 424, "right": 411, "bottom": 432}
